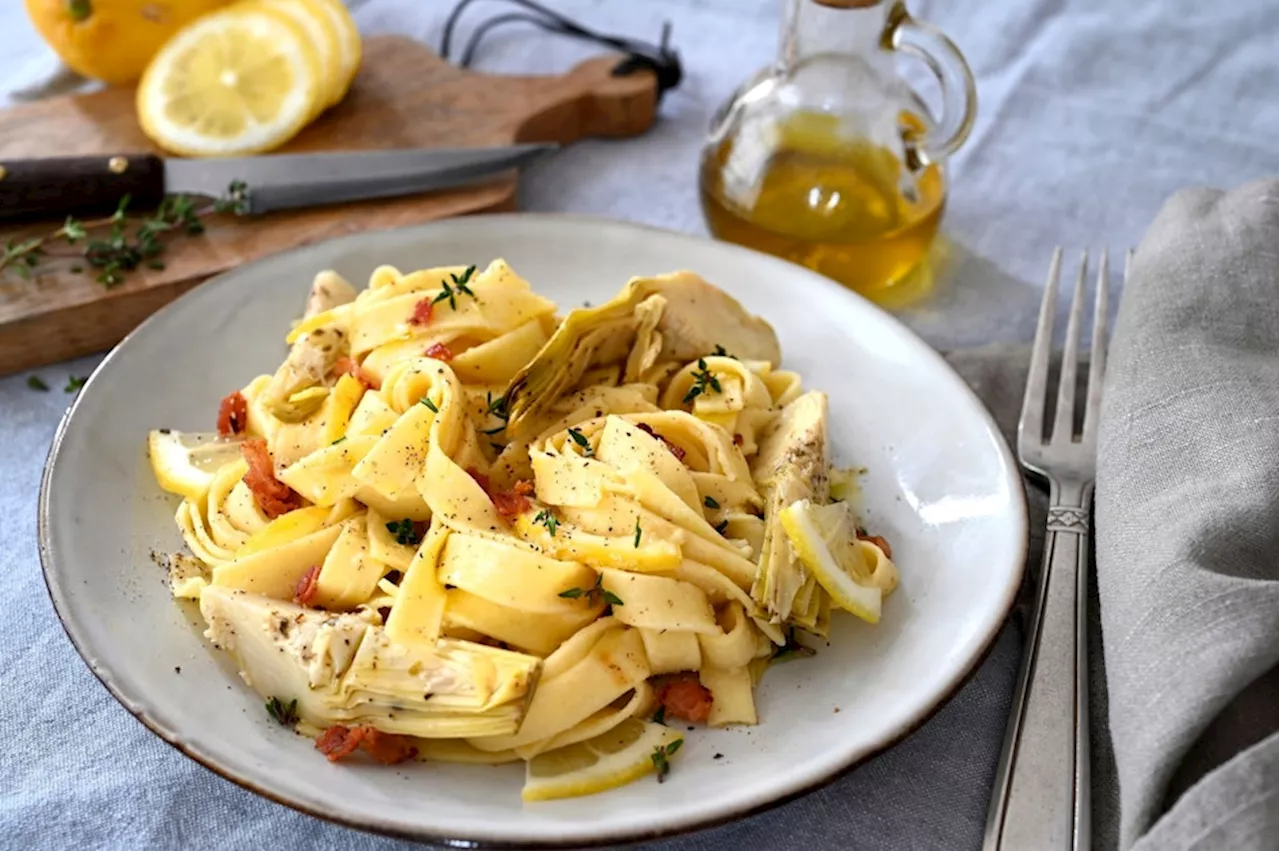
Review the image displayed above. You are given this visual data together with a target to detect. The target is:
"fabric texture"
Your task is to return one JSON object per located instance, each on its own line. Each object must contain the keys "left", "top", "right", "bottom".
{"left": 1096, "top": 179, "right": 1280, "bottom": 850}
{"left": 0, "top": 1, "right": 1277, "bottom": 849}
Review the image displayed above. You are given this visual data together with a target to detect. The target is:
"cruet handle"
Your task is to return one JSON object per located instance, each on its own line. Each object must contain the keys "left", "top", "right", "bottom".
{"left": 887, "top": 9, "right": 977, "bottom": 164}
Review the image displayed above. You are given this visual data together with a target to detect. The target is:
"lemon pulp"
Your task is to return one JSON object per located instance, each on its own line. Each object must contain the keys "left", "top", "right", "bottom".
{"left": 137, "top": 6, "right": 322, "bottom": 156}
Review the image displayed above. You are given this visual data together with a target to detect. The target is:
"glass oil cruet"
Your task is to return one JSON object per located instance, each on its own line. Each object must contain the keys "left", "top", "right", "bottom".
{"left": 699, "top": 0, "right": 976, "bottom": 303}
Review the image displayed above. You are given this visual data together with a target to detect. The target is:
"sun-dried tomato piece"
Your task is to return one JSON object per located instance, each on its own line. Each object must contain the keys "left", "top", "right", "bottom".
{"left": 315, "top": 725, "right": 365, "bottom": 761}
{"left": 732, "top": 433, "right": 744, "bottom": 447}
{"left": 408, "top": 298, "right": 434, "bottom": 326}
{"left": 216, "top": 391, "right": 248, "bottom": 436}
{"left": 857, "top": 532, "right": 893, "bottom": 559}
{"left": 314, "top": 724, "right": 418, "bottom": 764}
{"left": 332, "top": 356, "right": 380, "bottom": 391}
{"left": 424, "top": 342, "right": 453, "bottom": 362}
{"left": 654, "top": 673, "right": 714, "bottom": 724}
{"left": 359, "top": 728, "right": 419, "bottom": 765}
{"left": 466, "top": 467, "right": 491, "bottom": 492}
{"left": 294, "top": 565, "right": 321, "bottom": 606}
{"left": 491, "top": 480, "right": 534, "bottom": 522}
{"left": 241, "top": 439, "right": 304, "bottom": 519}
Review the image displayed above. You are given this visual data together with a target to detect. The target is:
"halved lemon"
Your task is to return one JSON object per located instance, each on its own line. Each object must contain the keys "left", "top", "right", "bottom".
{"left": 136, "top": 4, "right": 322, "bottom": 156}
{"left": 522, "top": 719, "right": 683, "bottom": 802}
{"left": 306, "top": 0, "right": 361, "bottom": 104}
{"left": 256, "top": 0, "right": 342, "bottom": 113}
{"left": 779, "top": 499, "right": 883, "bottom": 623}
{"left": 148, "top": 430, "right": 246, "bottom": 502}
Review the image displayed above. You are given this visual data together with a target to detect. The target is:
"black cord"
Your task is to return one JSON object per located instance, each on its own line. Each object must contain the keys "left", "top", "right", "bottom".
{"left": 439, "top": 0, "right": 682, "bottom": 99}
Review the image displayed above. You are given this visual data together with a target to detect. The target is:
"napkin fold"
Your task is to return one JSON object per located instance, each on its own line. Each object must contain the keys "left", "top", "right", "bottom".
{"left": 1097, "top": 179, "right": 1279, "bottom": 850}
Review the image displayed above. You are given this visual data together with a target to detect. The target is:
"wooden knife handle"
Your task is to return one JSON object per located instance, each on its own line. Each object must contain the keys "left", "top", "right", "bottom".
{"left": 0, "top": 154, "right": 165, "bottom": 220}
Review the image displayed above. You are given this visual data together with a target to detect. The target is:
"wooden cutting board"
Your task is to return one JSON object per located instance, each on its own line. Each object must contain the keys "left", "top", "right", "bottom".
{"left": 0, "top": 35, "right": 658, "bottom": 375}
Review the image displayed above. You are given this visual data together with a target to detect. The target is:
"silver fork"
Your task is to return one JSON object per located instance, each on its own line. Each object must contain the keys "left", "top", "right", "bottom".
{"left": 982, "top": 248, "right": 1120, "bottom": 851}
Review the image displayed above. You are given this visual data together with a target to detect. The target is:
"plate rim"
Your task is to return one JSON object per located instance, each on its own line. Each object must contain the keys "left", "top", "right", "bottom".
{"left": 38, "top": 212, "right": 1028, "bottom": 848}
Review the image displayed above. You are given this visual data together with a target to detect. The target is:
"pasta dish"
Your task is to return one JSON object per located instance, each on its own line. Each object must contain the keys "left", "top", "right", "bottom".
{"left": 147, "top": 260, "right": 898, "bottom": 800}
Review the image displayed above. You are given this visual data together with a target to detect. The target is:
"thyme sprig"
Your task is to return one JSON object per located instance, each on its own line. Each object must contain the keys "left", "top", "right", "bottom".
{"left": 265, "top": 696, "right": 299, "bottom": 726}
{"left": 682, "top": 358, "right": 722, "bottom": 404}
{"left": 533, "top": 508, "right": 559, "bottom": 537}
{"left": 559, "top": 573, "right": 623, "bottom": 607}
{"left": 651, "top": 739, "right": 683, "bottom": 783}
{"left": 432, "top": 264, "right": 478, "bottom": 310}
{"left": 0, "top": 181, "right": 249, "bottom": 287}
{"left": 386, "top": 518, "right": 425, "bottom": 546}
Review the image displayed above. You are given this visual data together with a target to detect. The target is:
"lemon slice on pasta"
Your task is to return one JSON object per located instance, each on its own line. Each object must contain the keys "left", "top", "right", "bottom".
{"left": 522, "top": 719, "right": 683, "bottom": 802}
{"left": 779, "top": 499, "right": 883, "bottom": 624}
{"left": 148, "top": 430, "right": 245, "bottom": 502}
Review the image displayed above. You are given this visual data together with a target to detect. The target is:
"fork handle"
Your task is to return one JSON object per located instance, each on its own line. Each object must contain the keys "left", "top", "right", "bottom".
{"left": 983, "top": 482, "right": 1092, "bottom": 851}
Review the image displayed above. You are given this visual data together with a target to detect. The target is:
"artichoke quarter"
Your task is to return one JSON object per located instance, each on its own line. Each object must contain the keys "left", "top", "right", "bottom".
{"left": 503, "top": 272, "right": 781, "bottom": 436}
{"left": 200, "top": 586, "right": 541, "bottom": 739}
{"left": 750, "top": 391, "right": 829, "bottom": 624}
{"left": 260, "top": 326, "right": 348, "bottom": 423}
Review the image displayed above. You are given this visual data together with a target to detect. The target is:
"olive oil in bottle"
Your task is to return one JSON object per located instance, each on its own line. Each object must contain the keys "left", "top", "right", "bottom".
{"left": 697, "top": 0, "right": 976, "bottom": 305}
{"left": 699, "top": 111, "right": 946, "bottom": 300}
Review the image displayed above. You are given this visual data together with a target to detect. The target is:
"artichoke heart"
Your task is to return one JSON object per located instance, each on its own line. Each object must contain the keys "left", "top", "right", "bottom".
{"left": 750, "top": 391, "right": 829, "bottom": 625}
{"left": 262, "top": 326, "right": 347, "bottom": 422}
{"left": 504, "top": 272, "right": 781, "bottom": 436}
{"left": 200, "top": 586, "right": 542, "bottom": 738}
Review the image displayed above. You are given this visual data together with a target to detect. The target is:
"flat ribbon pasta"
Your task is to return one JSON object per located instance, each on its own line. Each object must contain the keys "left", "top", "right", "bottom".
{"left": 152, "top": 259, "right": 899, "bottom": 794}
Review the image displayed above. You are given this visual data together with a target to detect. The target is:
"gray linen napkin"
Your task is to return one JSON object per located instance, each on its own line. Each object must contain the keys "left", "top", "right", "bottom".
{"left": 1098, "top": 179, "right": 1279, "bottom": 850}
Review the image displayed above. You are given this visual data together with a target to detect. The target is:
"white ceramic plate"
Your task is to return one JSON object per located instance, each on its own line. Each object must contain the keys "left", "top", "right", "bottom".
{"left": 40, "top": 215, "right": 1025, "bottom": 848}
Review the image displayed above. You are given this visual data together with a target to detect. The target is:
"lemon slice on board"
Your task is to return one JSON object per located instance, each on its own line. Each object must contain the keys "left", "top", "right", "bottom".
{"left": 256, "top": 0, "right": 343, "bottom": 113}
{"left": 306, "top": 0, "right": 362, "bottom": 104}
{"left": 522, "top": 719, "right": 683, "bottom": 802}
{"left": 136, "top": 4, "right": 322, "bottom": 156}
{"left": 148, "top": 430, "right": 245, "bottom": 502}
{"left": 779, "top": 499, "right": 883, "bottom": 623}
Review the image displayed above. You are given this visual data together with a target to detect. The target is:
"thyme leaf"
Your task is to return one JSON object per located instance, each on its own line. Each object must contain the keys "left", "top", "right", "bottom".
{"left": 386, "top": 518, "right": 424, "bottom": 546}
{"left": 265, "top": 696, "right": 299, "bottom": 726}
{"left": 566, "top": 427, "right": 593, "bottom": 456}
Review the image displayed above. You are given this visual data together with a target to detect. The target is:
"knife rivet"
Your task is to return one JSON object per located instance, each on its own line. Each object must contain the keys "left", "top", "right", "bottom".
{"left": 108, "top": 156, "right": 129, "bottom": 174}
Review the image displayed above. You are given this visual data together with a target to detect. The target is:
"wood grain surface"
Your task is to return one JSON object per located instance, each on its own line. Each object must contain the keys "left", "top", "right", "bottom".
{"left": 0, "top": 35, "right": 657, "bottom": 375}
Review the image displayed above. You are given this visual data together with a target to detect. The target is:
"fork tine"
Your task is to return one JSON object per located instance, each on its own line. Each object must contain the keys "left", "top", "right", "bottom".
{"left": 1081, "top": 250, "right": 1111, "bottom": 437}
{"left": 1020, "top": 247, "right": 1063, "bottom": 447}
{"left": 1052, "top": 252, "right": 1088, "bottom": 441}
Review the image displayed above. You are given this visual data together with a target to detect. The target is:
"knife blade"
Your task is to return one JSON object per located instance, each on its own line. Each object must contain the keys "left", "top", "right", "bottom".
{"left": 0, "top": 145, "right": 557, "bottom": 220}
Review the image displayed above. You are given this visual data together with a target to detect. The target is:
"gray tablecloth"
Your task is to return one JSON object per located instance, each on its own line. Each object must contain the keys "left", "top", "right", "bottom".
{"left": 0, "top": 1, "right": 1276, "bottom": 849}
